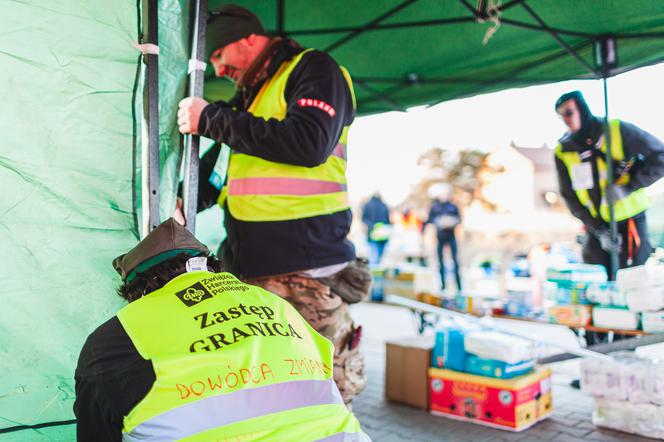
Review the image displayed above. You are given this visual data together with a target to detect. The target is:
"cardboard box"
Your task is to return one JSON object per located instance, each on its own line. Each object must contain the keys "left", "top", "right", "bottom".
{"left": 547, "top": 304, "right": 592, "bottom": 326}
{"left": 429, "top": 366, "right": 553, "bottom": 431}
{"left": 385, "top": 336, "right": 434, "bottom": 410}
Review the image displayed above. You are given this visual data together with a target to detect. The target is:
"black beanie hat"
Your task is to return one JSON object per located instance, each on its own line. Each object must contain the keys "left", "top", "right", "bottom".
{"left": 206, "top": 4, "right": 267, "bottom": 59}
{"left": 555, "top": 90, "right": 593, "bottom": 126}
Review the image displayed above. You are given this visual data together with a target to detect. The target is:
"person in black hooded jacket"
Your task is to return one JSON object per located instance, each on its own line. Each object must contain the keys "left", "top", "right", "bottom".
{"left": 554, "top": 91, "right": 664, "bottom": 277}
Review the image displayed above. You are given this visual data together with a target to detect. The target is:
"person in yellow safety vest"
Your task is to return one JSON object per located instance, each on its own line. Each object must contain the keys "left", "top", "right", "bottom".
{"left": 554, "top": 91, "right": 664, "bottom": 277}
{"left": 74, "top": 218, "right": 369, "bottom": 442}
{"left": 176, "top": 4, "right": 371, "bottom": 406}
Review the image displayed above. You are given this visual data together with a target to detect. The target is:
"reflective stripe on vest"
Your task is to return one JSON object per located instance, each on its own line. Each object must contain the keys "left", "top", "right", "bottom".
{"left": 555, "top": 119, "right": 650, "bottom": 222}
{"left": 230, "top": 177, "right": 347, "bottom": 196}
{"left": 117, "top": 272, "right": 363, "bottom": 441}
{"left": 123, "top": 379, "right": 344, "bottom": 441}
{"left": 221, "top": 49, "right": 354, "bottom": 222}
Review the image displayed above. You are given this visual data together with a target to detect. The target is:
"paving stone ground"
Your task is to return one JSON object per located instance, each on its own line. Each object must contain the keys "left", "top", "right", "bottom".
{"left": 350, "top": 303, "right": 658, "bottom": 442}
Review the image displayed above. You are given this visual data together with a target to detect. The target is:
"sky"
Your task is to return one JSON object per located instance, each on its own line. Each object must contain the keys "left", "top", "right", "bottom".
{"left": 346, "top": 62, "right": 664, "bottom": 206}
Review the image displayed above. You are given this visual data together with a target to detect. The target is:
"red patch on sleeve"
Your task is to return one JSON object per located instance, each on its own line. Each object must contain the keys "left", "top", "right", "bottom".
{"left": 297, "top": 98, "right": 336, "bottom": 117}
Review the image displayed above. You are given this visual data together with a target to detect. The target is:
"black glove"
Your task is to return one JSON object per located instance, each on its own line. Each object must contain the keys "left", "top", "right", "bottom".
{"left": 595, "top": 229, "right": 622, "bottom": 253}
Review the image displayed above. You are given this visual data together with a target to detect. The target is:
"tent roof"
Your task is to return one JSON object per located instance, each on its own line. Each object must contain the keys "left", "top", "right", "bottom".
{"left": 209, "top": 0, "right": 664, "bottom": 115}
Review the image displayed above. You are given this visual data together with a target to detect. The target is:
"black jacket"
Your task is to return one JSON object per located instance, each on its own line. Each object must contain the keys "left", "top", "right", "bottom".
{"left": 361, "top": 196, "right": 390, "bottom": 242}
{"left": 195, "top": 40, "right": 356, "bottom": 278}
{"left": 74, "top": 317, "right": 153, "bottom": 441}
{"left": 555, "top": 120, "right": 664, "bottom": 232}
{"left": 426, "top": 200, "right": 460, "bottom": 241}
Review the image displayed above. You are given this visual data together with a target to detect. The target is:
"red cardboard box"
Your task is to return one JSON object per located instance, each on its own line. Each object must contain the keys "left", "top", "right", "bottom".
{"left": 429, "top": 366, "right": 552, "bottom": 431}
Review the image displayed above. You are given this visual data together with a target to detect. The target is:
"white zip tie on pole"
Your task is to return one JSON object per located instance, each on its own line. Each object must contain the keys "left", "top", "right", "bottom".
{"left": 188, "top": 59, "right": 207, "bottom": 74}
{"left": 133, "top": 42, "right": 160, "bottom": 55}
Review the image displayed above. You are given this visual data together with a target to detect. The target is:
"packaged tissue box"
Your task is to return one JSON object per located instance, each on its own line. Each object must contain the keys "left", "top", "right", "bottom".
{"left": 582, "top": 352, "right": 664, "bottom": 405}
{"left": 465, "top": 354, "right": 535, "bottom": 379}
{"left": 547, "top": 305, "right": 592, "bottom": 327}
{"left": 617, "top": 264, "right": 664, "bottom": 312}
{"left": 586, "top": 282, "right": 622, "bottom": 306}
{"left": 547, "top": 264, "right": 607, "bottom": 283}
{"left": 432, "top": 326, "right": 469, "bottom": 372}
{"left": 464, "top": 331, "right": 535, "bottom": 365}
{"left": 642, "top": 311, "right": 664, "bottom": 333}
{"left": 593, "top": 398, "right": 664, "bottom": 440}
{"left": 581, "top": 357, "right": 630, "bottom": 401}
{"left": 592, "top": 306, "right": 640, "bottom": 330}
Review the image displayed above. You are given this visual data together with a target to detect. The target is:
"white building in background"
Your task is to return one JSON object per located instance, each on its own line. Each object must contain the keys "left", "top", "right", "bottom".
{"left": 511, "top": 143, "right": 560, "bottom": 209}
{"left": 464, "top": 142, "right": 579, "bottom": 236}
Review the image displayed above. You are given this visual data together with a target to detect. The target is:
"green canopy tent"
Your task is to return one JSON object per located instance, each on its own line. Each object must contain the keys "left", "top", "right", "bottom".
{"left": 205, "top": 0, "right": 664, "bottom": 113}
{"left": 2, "top": 1, "right": 664, "bottom": 439}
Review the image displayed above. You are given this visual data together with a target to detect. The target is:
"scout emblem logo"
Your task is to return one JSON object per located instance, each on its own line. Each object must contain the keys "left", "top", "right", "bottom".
{"left": 175, "top": 282, "right": 213, "bottom": 307}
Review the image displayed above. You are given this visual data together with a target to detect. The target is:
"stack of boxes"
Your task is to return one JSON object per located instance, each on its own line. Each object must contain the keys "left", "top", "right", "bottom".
{"left": 384, "top": 326, "right": 553, "bottom": 432}
{"left": 428, "top": 325, "right": 552, "bottom": 431}
{"left": 613, "top": 262, "right": 664, "bottom": 332}
{"left": 581, "top": 351, "right": 664, "bottom": 439}
{"left": 585, "top": 278, "right": 641, "bottom": 330}
{"left": 544, "top": 260, "right": 664, "bottom": 332}
{"left": 544, "top": 264, "right": 606, "bottom": 327}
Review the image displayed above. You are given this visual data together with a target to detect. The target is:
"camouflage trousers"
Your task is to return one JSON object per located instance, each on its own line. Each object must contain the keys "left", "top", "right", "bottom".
{"left": 247, "top": 274, "right": 367, "bottom": 404}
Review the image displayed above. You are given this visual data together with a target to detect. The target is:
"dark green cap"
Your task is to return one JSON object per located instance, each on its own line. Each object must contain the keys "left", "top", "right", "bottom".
{"left": 113, "top": 218, "right": 209, "bottom": 283}
{"left": 206, "top": 4, "right": 267, "bottom": 60}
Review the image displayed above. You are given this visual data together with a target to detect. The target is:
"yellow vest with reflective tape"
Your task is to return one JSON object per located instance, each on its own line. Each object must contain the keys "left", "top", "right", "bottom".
{"left": 555, "top": 119, "right": 650, "bottom": 223}
{"left": 117, "top": 271, "right": 364, "bottom": 441}
{"left": 220, "top": 49, "right": 355, "bottom": 222}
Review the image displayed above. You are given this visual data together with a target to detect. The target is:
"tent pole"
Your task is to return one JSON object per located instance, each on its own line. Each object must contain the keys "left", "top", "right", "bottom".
{"left": 519, "top": 2, "right": 597, "bottom": 76}
{"left": 282, "top": 16, "right": 474, "bottom": 36}
{"left": 142, "top": 0, "right": 160, "bottom": 237}
{"left": 595, "top": 35, "right": 619, "bottom": 280}
{"left": 603, "top": 76, "right": 619, "bottom": 280}
{"left": 276, "top": 0, "right": 285, "bottom": 37}
{"left": 182, "top": 0, "right": 208, "bottom": 234}
{"left": 324, "top": 0, "right": 417, "bottom": 52}
{"left": 354, "top": 80, "right": 406, "bottom": 112}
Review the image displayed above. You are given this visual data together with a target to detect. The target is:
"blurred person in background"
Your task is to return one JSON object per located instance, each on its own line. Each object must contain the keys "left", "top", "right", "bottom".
{"left": 361, "top": 191, "right": 392, "bottom": 266}
{"left": 425, "top": 184, "right": 462, "bottom": 293}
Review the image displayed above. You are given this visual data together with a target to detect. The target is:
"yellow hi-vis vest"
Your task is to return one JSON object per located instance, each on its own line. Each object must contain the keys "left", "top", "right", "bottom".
{"left": 219, "top": 49, "right": 355, "bottom": 222}
{"left": 555, "top": 119, "right": 650, "bottom": 223}
{"left": 117, "top": 271, "right": 365, "bottom": 441}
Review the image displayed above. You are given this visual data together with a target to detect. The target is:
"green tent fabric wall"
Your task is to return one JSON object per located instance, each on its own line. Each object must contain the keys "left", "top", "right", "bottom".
{"left": 0, "top": 0, "right": 190, "bottom": 439}
{"left": 0, "top": 0, "right": 140, "bottom": 436}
